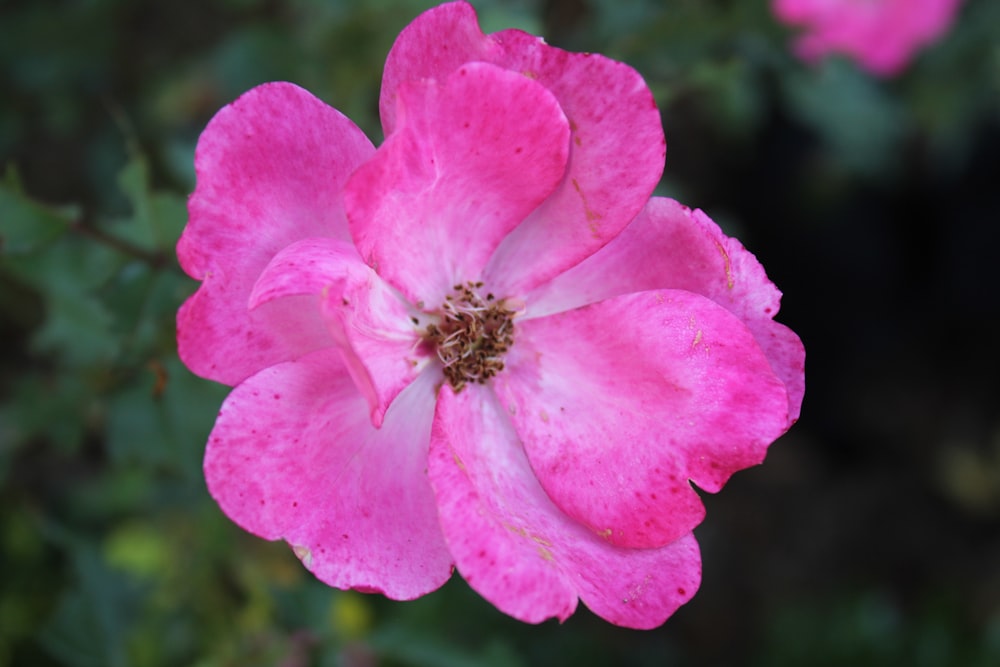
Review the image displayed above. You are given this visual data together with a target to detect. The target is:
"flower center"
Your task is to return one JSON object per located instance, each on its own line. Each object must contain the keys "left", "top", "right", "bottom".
{"left": 424, "top": 281, "right": 517, "bottom": 392}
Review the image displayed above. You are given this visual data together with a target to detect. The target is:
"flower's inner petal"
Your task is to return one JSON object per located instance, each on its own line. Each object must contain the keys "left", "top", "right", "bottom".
{"left": 345, "top": 62, "right": 570, "bottom": 308}
{"left": 178, "top": 82, "right": 374, "bottom": 386}
{"left": 320, "top": 269, "right": 430, "bottom": 428}
{"left": 495, "top": 290, "right": 791, "bottom": 549}
{"left": 248, "top": 237, "right": 367, "bottom": 309}
{"left": 204, "top": 349, "right": 452, "bottom": 600}
{"left": 249, "top": 236, "right": 428, "bottom": 427}
{"left": 380, "top": 2, "right": 665, "bottom": 296}
{"left": 428, "top": 384, "right": 701, "bottom": 629}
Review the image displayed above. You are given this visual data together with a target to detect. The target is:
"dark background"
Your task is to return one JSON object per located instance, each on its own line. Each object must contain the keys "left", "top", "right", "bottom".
{"left": 2, "top": 0, "right": 998, "bottom": 665}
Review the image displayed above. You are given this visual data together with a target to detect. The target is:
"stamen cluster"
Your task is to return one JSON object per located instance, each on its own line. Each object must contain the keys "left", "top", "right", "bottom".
{"left": 425, "top": 281, "right": 516, "bottom": 392}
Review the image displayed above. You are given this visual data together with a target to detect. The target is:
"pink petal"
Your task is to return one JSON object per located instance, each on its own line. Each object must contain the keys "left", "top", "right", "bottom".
{"left": 204, "top": 349, "right": 452, "bottom": 599}
{"left": 428, "top": 385, "right": 701, "bottom": 629}
{"left": 178, "top": 82, "right": 375, "bottom": 385}
{"left": 479, "top": 31, "right": 665, "bottom": 296}
{"left": 345, "top": 62, "right": 570, "bottom": 307}
{"left": 495, "top": 290, "right": 791, "bottom": 549}
{"left": 178, "top": 281, "right": 332, "bottom": 386}
{"left": 379, "top": 1, "right": 501, "bottom": 135}
{"left": 526, "top": 197, "right": 805, "bottom": 422}
{"left": 249, "top": 237, "right": 430, "bottom": 426}
{"left": 748, "top": 319, "right": 806, "bottom": 424}
{"left": 246, "top": 237, "right": 365, "bottom": 309}
{"left": 525, "top": 198, "right": 776, "bottom": 319}
{"left": 318, "top": 268, "right": 430, "bottom": 428}
{"left": 381, "top": 1, "right": 665, "bottom": 295}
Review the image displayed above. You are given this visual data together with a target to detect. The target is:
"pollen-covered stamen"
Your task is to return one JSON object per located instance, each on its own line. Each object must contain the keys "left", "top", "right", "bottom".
{"left": 424, "top": 281, "right": 517, "bottom": 392}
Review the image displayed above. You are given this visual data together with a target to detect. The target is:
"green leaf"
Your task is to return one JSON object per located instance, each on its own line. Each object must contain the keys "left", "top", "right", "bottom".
{"left": 781, "top": 60, "right": 909, "bottom": 178}
{"left": 104, "top": 521, "right": 170, "bottom": 580}
{"left": 3, "top": 220, "right": 125, "bottom": 366}
{"left": 105, "top": 356, "right": 226, "bottom": 478}
{"left": 112, "top": 157, "right": 157, "bottom": 250}
{"left": 37, "top": 544, "right": 139, "bottom": 667}
{"left": 32, "top": 289, "right": 118, "bottom": 365}
{"left": 371, "top": 624, "right": 527, "bottom": 667}
{"left": 0, "top": 371, "right": 94, "bottom": 460}
{"left": 103, "top": 154, "right": 188, "bottom": 253}
{"left": 0, "top": 166, "right": 76, "bottom": 255}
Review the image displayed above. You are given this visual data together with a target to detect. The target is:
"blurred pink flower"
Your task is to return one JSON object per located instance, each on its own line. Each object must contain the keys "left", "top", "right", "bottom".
{"left": 177, "top": 1, "right": 804, "bottom": 628}
{"left": 773, "top": 0, "right": 962, "bottom": 76}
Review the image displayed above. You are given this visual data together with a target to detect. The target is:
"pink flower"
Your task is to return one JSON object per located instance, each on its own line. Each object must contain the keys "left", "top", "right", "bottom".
{"left": 177, "top": 1, "right": 804, "bottom": 629}
{"left": 773, "top": 0, "right": 962, "bottom": 76}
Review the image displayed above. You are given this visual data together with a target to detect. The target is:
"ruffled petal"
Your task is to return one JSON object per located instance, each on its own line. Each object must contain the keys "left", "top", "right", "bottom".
{"left": 318, "top": 269, "right": 430, "bottom": 428}
{"left": 479, "top": 30, "right": 665, "bottom": 296}
{"left": 526, "top": 197, "right": 804, "bottom": 422}
{"left": 178, "top": 282, "right": 331, "bottom": 386}
{"left": 247, "top": 237, "right": 364, "bottom": 308}
{"left": 379, "top": 1, "right": 502, "bottom": 135}
{"left": 178, "top": 82, "right": 375, "bottom": 385}
{"left": 748, "top": 319, "right": 806, "bottom": 424}
{"left": 526, "top": 198, "right": 777, "bottom": 319}
{"left": 428, "top": 385, "right": 701, "bottom": 629}
{"left": 495, "top": 290, "right": 791, "bottom": 549}
{"left": 204, "top": 349, "right": 452, "bottom": 599}
{"left": 346, "top": 62, "right": 569, "bottom": 307}
{"left": 249, "top": 237, "right": 429, "bottom": 426}
{"left": 381, "top": 1, "right": 665, "bottom": 296}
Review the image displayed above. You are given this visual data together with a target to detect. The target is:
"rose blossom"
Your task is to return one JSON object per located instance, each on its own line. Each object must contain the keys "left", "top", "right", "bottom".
{"left": 773, "top": 0, "right": 962, "bottom": 76}
{"left": 177, "top": 1, "right": 804, "bottom": 628}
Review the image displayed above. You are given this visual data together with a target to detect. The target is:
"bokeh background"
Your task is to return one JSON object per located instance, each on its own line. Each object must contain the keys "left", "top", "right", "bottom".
{"left": 2, "top": 0, "right": 999, "bottom": 665}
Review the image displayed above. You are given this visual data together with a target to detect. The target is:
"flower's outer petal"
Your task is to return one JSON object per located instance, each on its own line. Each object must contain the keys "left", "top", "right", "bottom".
{"left": 179, "top": 286, "right": 332, "bottom": 386}
{"left": 526, "top": 197, "right": 805, "bottom": 422}
{"left": 248, "top": 237, "right": 429, "bottom": 427}
{"left": 428, "top": 385, "right": 701, "bottom": 629}
{"left": 525, "top": 198, "right": 777, "bottom": 321}
{"left": 747, "top": 319, "right": 806, "bottom": 424}
{"left": 379, "top": 2, "right": 499, "bottom": 134}
{"left": 178, "top": 82, "right": 375, "bottom": 386}
{"left": 346, "top": 62, "right": 569, "bottom": 307}
{"left": 479, "top": 29, "right": 665, "bottom": 296}
{"left": 381, "top": 1, "right": 665, "bottom": 295}
{"left": 204, "top": 349, "right": 452, "bottom": 599}
{"left": 495, "top": 290, "right": 791, "bottom": 549}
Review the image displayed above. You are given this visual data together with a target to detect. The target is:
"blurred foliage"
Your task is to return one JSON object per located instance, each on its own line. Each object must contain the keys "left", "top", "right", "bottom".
{"left": 2, "top": 0, "right": 999, "bottom": 665}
